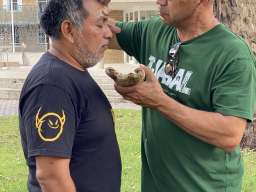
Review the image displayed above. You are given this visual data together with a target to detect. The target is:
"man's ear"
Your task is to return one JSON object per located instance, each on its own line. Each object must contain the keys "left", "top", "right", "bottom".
{"left": 60, "top": 20, "right": 75, "bottom": 43}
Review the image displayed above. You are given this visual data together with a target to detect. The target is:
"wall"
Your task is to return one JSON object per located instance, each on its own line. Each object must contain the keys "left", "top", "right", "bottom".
{"left": 0, "top": 52, "right": 44, "bottom": 66}
{"left": 103, "top": 10, "right": 124, "bottom": 64}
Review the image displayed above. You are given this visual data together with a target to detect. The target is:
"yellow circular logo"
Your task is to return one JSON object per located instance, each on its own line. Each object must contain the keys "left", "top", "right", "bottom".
{"left": 35, "top": 107, "right": 66, "bottom": 142}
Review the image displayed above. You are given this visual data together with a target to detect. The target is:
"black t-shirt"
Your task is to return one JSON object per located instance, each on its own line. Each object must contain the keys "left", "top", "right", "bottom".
{"left": 19, "top": 52, "right": 121, "bottom": 192}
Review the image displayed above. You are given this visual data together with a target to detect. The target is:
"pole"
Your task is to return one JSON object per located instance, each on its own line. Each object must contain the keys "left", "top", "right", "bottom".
{"left": 11, "top": 0, "right": 15, "bottom": 53}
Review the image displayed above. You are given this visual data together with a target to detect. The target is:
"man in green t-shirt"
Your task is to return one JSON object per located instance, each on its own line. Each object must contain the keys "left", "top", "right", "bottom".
{"left": 109, "top": 0, "right": 256, "bottom": 191}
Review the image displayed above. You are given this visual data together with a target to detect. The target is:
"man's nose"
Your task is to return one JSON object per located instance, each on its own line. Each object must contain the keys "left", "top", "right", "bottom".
{"left": 104, "top": 25, "right": 113, "bottom": 39}
{"left": 156, "top": 0, "right": 167, "bottom": 6}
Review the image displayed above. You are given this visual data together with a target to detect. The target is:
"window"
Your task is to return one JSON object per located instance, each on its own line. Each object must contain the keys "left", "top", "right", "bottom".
{"left": 14, "top": 25, "right": 21, "bottom": 44}
{"left": 38, "top": 0, "right": 48, "bottom": 14}
{"left": 38, "top": 0, "right": 48, "bottom": 18}
{"left": 129, "top": 12, "right": 133, "bottom": 21}
{"left": 10, "top": 0, "right": 18, "bottom": 11}
{"left": 0, "top": 26, "right": 10, "bottom": 47}
{"left": 38, "top": 26, "right": 47, "bottom": 45}
{"left": 140, "top": 10, "right": 158, "bottom": 20}
{"left": 3, "top": 0, "right": 22, "bottom": 11}
{"left": 125, "top": 13, "right": 129, "bottom": 22}
{"left": 134, "top": 11, "right": 139, "bottom": 22}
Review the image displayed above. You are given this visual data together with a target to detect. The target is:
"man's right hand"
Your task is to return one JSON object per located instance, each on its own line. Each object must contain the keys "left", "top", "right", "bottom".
{"left": 108, "top": 18, "right": 121, "bottom": 34}
{"left": 108, "top": 18, "right": 122, "bottom": 50}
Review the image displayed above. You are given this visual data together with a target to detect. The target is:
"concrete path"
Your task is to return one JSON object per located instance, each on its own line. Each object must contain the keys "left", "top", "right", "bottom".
{"left": 0, "top": 63, "right": 140, "bottom": 79}
{"left": 0, "top": 64, "right": 141, "bottom": 116}
{"left": 0, "top": 100, "right": 19, "bottom": 116}
{"left": 0, "top": 100, "right": 140, "bottom": 116}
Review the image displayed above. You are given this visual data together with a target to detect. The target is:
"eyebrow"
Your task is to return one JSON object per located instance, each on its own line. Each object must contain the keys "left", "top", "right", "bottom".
{"left": 96, "top": 15, "right": 108, "bottom": 23}
{"left": 96, "top": 9, "right": 109, "bottom": 22}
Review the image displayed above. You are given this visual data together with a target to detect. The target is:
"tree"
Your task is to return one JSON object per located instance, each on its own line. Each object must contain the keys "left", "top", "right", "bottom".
{"left": 214, "top": 0, "right": 256, "bottom": 149}
{"left": 214, "top": 0, "right": 256, "bottom": 53}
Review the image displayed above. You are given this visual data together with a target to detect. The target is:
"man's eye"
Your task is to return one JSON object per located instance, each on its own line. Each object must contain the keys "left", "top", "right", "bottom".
{"left": 96, "top": 24, "right": 103, "bottom": 28}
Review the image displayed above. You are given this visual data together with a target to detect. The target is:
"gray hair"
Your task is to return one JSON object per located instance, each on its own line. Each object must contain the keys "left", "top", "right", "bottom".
{"left": 40, "top": 0, "right": 88, "bottom": 39}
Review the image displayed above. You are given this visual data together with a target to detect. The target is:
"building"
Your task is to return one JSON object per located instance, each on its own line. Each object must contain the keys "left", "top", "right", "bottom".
{"left": 0, "top": 0, "right": 48, "bottom": 52}
{"left": 0, "top": 0, "right": 158, "bottom": 66}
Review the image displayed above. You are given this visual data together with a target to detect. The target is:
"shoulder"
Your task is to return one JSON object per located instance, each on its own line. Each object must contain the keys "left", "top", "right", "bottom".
{"left": 216, "top": 24, "right": 254, "bottom": 61}
{"left": 117, "top": 16, "right": 174, "bottom": 33}
{"left": 22, "top": 53, "right": 80, "bottom": 99}
{"left": 28, "top": 53, "right": 73, "bottom": 86}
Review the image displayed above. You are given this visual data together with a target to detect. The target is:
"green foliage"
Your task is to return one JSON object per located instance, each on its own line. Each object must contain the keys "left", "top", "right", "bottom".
{"left": 0, "top": 111, "right": 255, "bottom": 192}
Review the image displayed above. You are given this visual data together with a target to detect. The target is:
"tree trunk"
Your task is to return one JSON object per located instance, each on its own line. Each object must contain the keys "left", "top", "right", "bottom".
{"left": 213, "top": 0, "right": 256, "bottom": 149}
{"left": 214, "top": 0, "right": 256, "bottom": 53}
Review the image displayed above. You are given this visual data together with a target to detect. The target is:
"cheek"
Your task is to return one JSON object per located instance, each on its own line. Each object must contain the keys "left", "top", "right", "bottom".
{"left": 82, "top": 29, "right": 103, "bottom": 48}
{"left": 179, "top": 0, "right": 198, "bottom": 14}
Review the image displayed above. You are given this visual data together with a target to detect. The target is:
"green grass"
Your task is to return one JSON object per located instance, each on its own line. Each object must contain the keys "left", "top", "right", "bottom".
{"left": 241, "top": 149, "right": 256, "bottom": 192}
{"left": 0, "top": 116, "right": 27, "bottom": 192}
{"left": 115, "top": 109, "right": 141, "bottom": 192}
{"left": 0, "top": 110, "right": 255, "bottom": 192}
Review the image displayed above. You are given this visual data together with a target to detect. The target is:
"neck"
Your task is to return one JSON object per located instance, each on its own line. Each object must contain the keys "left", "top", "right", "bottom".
{"left": 48, "top": 40, "right": 85, "bottom": 71}
{"left": 176, "top": 9, "right": 219, "bottom": 42}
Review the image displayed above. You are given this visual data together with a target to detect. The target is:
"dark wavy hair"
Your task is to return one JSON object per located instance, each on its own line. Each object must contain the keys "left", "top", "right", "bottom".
{"left": 40, "top": 0, "right": 88, "bottom": 39}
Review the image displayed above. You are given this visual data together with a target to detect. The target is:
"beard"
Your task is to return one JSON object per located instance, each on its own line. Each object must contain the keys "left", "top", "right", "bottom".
{"left": 73, "top": 36, "right": 103, "bottom": 70}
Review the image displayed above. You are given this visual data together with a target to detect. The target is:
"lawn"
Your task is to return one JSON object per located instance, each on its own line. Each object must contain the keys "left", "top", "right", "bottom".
{"left": 0, "top": 110, "right": 255, "bottom": 192}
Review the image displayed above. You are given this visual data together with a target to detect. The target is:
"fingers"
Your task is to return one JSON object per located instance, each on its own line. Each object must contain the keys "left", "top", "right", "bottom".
{"left": 121, "top": 92, "right": 142, "bottom": 105}
{"left": 111, "top": 25, "right": 121, "bottom": 34}
{"left": 108, "top": 18, "right": 121, "bottom": 34}
{"left": 114, "top": 84, "right": 139, "bottom": 104}
{"left": 139, "top": 64, "right": 157, "bottom": 82}
{"left": 114, "top": 83, "right": 137, "bottom": 94}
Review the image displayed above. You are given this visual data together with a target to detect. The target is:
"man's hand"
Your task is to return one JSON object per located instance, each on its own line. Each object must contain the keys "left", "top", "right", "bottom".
{"left": 108, "top": 18, "right": 122, "bottom": 50}
{"left": 108, "top": 18, "right": 121, "bottom": 34}
{"left": 116, "top": 65, "right": 246, "bottom": 152}
{"left": 115, "top": 65, "right": 166, "bottom": 108}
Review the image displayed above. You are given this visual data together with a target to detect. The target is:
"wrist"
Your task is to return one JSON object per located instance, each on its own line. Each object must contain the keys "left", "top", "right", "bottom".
{"left": 155, "top": 92, "right": 171, "bottom": 110}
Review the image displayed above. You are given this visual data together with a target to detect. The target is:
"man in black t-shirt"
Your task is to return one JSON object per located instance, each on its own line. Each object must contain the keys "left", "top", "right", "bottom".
{"left": 19, "top": 0, "right": 121, "bottom": 191}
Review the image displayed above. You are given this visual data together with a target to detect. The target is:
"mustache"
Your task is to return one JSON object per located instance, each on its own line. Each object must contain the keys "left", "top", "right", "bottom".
{"left": 159, "top": 6, "right": 168, "bottom": 13}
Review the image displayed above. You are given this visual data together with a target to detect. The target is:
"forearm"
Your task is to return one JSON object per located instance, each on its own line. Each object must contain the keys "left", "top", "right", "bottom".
{"left": 36, "top": 157, "right": 76, "bottom": 192}
{"left": 156, "top": 94, "right": 246, "bottom": 152}
{"left": 38, "top": 175, "right": 76, "bottom": 192}
{"left": 114, "top": 65, "right": 246, "bottom": 151}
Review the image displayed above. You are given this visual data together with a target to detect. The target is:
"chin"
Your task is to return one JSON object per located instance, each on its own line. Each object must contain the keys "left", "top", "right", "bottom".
{"left": 81, "top": 61, "right": 97, "bottom": 69}
{"left": 82, "top": 56, "right": 103, "bottom": 69}
{"left": 160, "top": 14, "right": 171, "bottom": 24}
{"left": 162, "top": 19, "right": 172, "bottom": 25}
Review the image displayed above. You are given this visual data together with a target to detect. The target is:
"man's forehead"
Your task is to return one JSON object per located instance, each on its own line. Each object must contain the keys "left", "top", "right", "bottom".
{"left": 83, "top": 0, "right": 110, "bottom": 16}
{"left": 93, "top": 6, "right": 110, "bottom": 19}
{"left": 100, "top": 7, "right": 110, "bottom": 16}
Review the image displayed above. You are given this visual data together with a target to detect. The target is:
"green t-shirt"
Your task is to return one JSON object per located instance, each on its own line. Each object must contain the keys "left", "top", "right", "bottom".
{"left": 117, "top": 17, "right": 256, "bottom": 192}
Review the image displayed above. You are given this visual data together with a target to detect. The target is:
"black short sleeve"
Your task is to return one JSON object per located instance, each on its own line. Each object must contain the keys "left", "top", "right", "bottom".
{"left": 20, "top": 84, "right": 77, "bottom": 158}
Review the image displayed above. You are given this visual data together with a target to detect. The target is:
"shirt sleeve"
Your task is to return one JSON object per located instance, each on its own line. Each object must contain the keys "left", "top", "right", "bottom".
{"left": 21, "top": 84, "right": 77, "bottom": 158}
{"left": 212, "top": 57, "right": 256, "bottom": 121}
{"left": 116, "top": 20, "right": 148, "bottom": 62}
